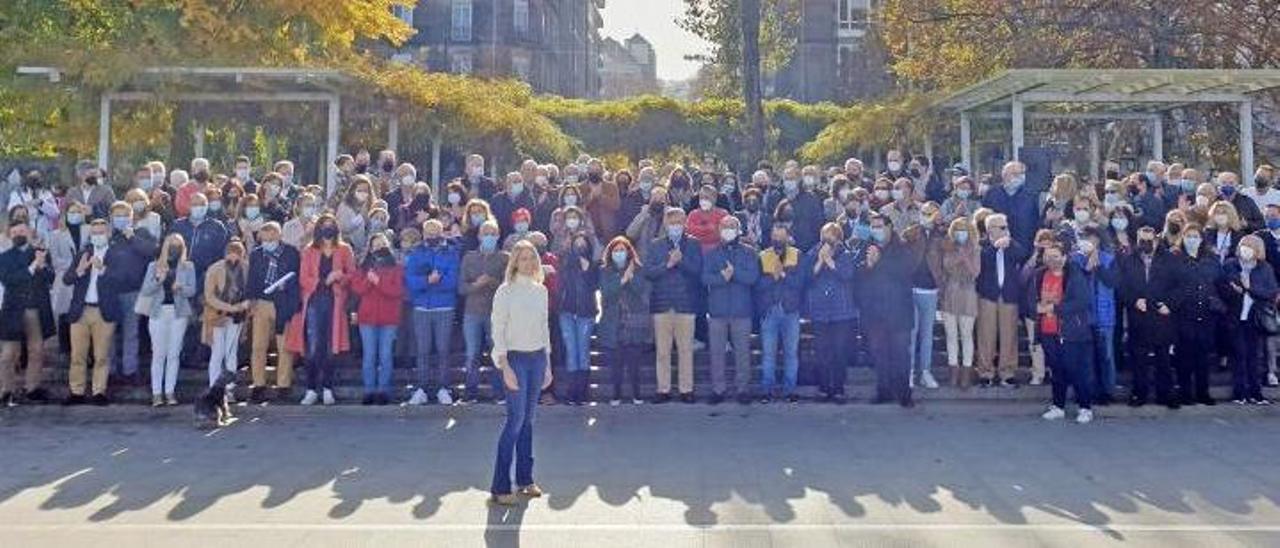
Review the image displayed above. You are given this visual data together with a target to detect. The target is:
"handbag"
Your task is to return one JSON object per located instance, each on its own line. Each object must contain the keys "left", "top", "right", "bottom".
{"left": 133, "top": 294, "right": 153, "bottom": 317}
{"left": 1253, "top": 301, "right": 1280, "bottom": 335}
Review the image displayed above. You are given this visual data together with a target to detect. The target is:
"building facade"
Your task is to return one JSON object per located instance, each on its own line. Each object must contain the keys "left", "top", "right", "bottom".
{"left": 769, "top": 0, "right": 893, "bottom": 103}
{"left": 599, "top": 34, "right": 660, "bottom": 99}
{"left": 388, "top": 0, "right": 604, "bottom": 99}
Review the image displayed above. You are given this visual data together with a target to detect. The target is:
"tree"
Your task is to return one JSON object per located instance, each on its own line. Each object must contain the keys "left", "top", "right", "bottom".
{"left": 677, "top": 0, "right": 800, "bottom": 98}
{"left": 740, "top": 0, "right": 765, "bottom": 170}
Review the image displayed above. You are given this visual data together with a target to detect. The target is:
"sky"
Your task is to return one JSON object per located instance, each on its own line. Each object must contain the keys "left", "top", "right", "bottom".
{"left": 599, "top": 0, "right": 710, "bottom": 82}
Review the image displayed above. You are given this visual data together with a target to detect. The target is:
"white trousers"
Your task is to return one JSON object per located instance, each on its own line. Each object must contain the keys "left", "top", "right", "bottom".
{"left": 208, "top": 322, "right": 243, "bottom": 387}
{"left": 941, "top": 312, "right": 976, "bottom": 367}
{"left": 148, "top": 305, "right": 188, "bottom": 396}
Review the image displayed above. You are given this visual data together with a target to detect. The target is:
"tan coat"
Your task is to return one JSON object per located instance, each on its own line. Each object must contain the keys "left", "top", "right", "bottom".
{"left": 201, "top": 259, "right": 249, "bottom": 345}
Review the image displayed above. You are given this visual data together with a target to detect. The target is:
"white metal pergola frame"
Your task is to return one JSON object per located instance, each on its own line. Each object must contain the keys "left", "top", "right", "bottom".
{"left": 16, "top": 66, "right": 408, "bottom": 196}
{"left": 935, "top": 69, "right": 1280, "bottom": 184}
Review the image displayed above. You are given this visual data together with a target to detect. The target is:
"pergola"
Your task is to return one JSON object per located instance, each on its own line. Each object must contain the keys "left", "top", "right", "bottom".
{"left": 935, "top": 68, "right": 1280, "bottom": 185}
{"left": 15, "top": 66, "right": 409, "bottom": 195}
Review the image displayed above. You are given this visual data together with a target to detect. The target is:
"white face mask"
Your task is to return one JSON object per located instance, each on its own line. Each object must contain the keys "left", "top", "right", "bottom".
{"left": 401, "top": 176, "right": 415, "bottom": 186}
{"left": 1214, "top": 214, "right": 1230, "bottom": 226}
{"left": 1240, "top": 246, "right": 1257, "bottom": 261}
{"left": 566, "top": 218, "right": 581, "bottom": 230}
{"left": 720, "top": 228, "right": 738, "bottom": 242}
{"left": 699, "top": 199, "right": 713, "bottom": 211}
{"left": 888, "top": 161, "right": 902, "bottom": 172}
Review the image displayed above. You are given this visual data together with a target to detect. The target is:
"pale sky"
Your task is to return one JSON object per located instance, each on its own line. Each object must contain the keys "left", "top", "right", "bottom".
{"left": 600, "top": 0, "right": 710, "bottom": 82}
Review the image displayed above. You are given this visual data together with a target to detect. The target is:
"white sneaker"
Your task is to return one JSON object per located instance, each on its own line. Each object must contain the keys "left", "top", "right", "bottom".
{"left": 407, "top": 388, "right": 428, "bottom": 406}
{"left": 1076, "top": 408, "right": 1094, "bottom": 424}
{"left": 609, "top": 399, "right": 621, "bottom": 407}
{"left": 1268, "top": 372, "right": 1279, "bottom": 387}
{"left": 436, "top": 388, "right": 454, "bottom": 406}
{"left": 1029, "top": 376, "right": 1044, "bottom": 386}
{"left": 920, "top": 370, "right": 939, "bottom": 389}
{"left": 225, "top": 382, "right": 237, "bottom": 404}
{"left": 321, "top": 389, "right": 335, "bottom": 406}
{"left": 300, "top": 390, "right": 319, "bottom": 406}
{"left": 908, "top": 375, "right": 916, "bottom": 389}
{"left": 1041, "top": 406, "right": 1066, "bottom": 421}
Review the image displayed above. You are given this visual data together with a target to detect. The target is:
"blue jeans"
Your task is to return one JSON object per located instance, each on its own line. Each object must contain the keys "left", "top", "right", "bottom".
{"left": 463, "top": 314, "right": 500, "bottom": 397}
{"left": 909, "top": 290, "right": 939, "bottom": 376}
{"left": 359, "top": 325, "right": 397, "bottom": 394}
{"left": 760, "top": 307, "right": 800, "bottom": 395}
{"left": 1093, "top": 325, "right": 1116, "bottom": 395}
{"left": 558, "top": 314, "right": 594, "bottom": 373}
{"left": 412, "top": 309, "right": 454, "bottom": 392}
{"left": 112, "top": 291, "right": 140, "bottom": 376}
{"left": 490, "top": 349, "right": 546, "bottom": 495}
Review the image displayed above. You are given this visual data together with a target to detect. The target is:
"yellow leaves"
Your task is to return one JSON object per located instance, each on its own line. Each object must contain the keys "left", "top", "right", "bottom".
{"left": 798, "top": 93, "right": 940, "bottom": 164}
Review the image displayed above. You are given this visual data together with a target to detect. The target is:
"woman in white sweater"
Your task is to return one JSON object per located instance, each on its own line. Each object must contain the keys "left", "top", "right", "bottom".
{"left": 488, "top": 240, "right": 553, "bottom": 506}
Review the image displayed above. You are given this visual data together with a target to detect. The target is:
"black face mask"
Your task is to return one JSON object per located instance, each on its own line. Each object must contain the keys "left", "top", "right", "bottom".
{"left": 11, "top": 235, "right": 28, "bottom": 248}
{"left": 1139, "top": 240, "right": 1156, "bottom": 254}
{"left": 649, "top": 203, "right": 665, "bottom": 214}
{"left": 745, "top": 201, "right": 760, "bottom": 212}
{"left": 355, "top": 163, "right": 369, "bottom": 174}
{"left": 772, "top": 241, "right": 788, "bottom": 253}
{"left": 588, "top": 173, "right": 602, "bottom": 184}
{"left": 168, "top": 249, "right": 181, "bottom": 263}
{"left": 85, "top": 176, "right": 98, "bottom": 186}
{"left": 424, "top": 236, "right": 443, "bottom": 247}
{"left": 318, "top": 226, "right": 339, "bottom": 240}
{"left": 382, "top": 160, "right": 395, "bottom": 172}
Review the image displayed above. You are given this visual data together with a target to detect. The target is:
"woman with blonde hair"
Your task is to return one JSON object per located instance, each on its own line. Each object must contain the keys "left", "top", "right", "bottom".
{"left": 940, "top": 216, "right": 981, "bottom": 386}
{"left": 489, "top": 240, "right": 553, "bottom": 505}
{"left": 1042, "top": 174, "right": 1078, "bottom": 227}
{"left": 203, "top": 238, "right": 252, "bottom": 401}
{"left": 139, "top": 233, "right": 197, "bottom": 406}
{"left": 282, "top": 191, "right": 320, "bottom": 249}
{"left": 124, "top": 188, "right": 162, "bottom": 239}
{"left": 1221, "top": 234, "right": 1278, "bottom": 404}
{"left": 1206, "top": 200, "right": 1246, "bottom": 264}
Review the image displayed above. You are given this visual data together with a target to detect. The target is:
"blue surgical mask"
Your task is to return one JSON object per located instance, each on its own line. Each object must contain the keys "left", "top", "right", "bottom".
{"left": 261, "top": 240, "right": 279, "bottom": 253}
{"left": 1005, "top": 175, "right": 1025, "bottom": 191}
{"left": 667, "top": 225, "right": 684, "bottom": 241}
{"left": 244, "top": 206, "right": 261, "bottom": 219}
{"left": 111, "top": 216, "right": 131, "bottom": 231}
{"left": 1221, "top": 185, "right": 1236, "bottom": 198}
{"left": 469, "top": 214, "right": 486, "bottom": 226}
{"left": 480, "top": 234, "right": 498, "bottom": 252}
{"left": 190, "top": 205, "right": 208, "bottom": 220}
{"left": 515, "top": 221, "right": 529, "bottom": 233}
{"left": 1267, "top": 219, "right": 1280, "bottom": 231}
{"left": 611, "top": 250, "right": 629, "bottom": 267}
{"left": 208, "top": 201, "right": 223, "bottom": 213}
{"left": 870, "top": 227, "right": 889, "bottom": 243}
{"left": 954, "top": 231, "right": 970, "bottom": 244}
{"left": 66, "top": 212, "right": 84, "bottom": 226}
{"left": 853, "top": 224, "right": 872, "bottom": 240}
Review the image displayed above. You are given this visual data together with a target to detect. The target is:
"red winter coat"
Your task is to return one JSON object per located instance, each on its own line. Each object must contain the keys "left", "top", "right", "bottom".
{"left": 350, "top": 263, "right": 404, "bottom": 326}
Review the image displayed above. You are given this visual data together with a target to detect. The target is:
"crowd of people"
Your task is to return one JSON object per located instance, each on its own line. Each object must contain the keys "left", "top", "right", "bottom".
{"left": 1, "top": 149, "right": 1279, "bottom": 426}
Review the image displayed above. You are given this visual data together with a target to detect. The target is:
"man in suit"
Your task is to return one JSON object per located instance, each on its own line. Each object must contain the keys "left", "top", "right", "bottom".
{"left": 247, "top": 222, "right": 302, "bottom": 403}
{"left": 62, "top": 219, "right": 125, "bottom": 405}
{"left": 0, "top": 219, "right": 56, "bottom": 406}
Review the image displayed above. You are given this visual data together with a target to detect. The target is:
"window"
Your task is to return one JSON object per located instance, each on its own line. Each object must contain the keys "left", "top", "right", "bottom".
{"left": 838, "top": 0, "right": 870, "bottom": 32}
{"left": 451, "top": 0, "right": 472, "bottom": 42}
{"left": 514, "top": 0, "right": 529, "bottom": 34}
{"left": 450, "top": 52, "right": 473, "bottom": 74}
{"left": 392, "top": 4, "right": 414, "bottom": 26}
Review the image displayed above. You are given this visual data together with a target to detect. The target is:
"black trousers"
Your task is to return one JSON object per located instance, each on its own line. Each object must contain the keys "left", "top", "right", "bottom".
{"left": 867, "top": 326, "right": 911, "bottom": 403}
{"left": 1129, "top": 340, "right": 1175, "bottom": 401}
{"left": 609, "top": 344, "right": 646, "bottom": 400}
{"left": 814, "top": 320, "right": 854, "bottom": 396}
{"left": 1176, "top": 326, "right": 1214, "bottom": 402}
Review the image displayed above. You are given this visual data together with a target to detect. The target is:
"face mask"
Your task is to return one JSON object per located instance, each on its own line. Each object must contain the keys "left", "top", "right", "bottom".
{"left": 564, "top": 175, "right": 578, "bottom": 185}
{"left": 699, "top": 199, "right": 713, "bottom": 211}
{"left": 536, "top": 175, "right": 550, "bottom": 187}
{"left": 1073, "top": 210, "right": 1091, "bottom": 223}
{"left": 151, "top": 173, "right": 165, "bottom": 187}
{"left": 130, "top": 201, "right": 146, "bottom": 214}
{"left": 1111, "top": 217, "right": 1129, "bottom": 231}
{"left": 1078, "top": 240, "right": 1095, "bottom": 255}
{"left": 745, "top": 201, "right": 759, "bottom": 213}
{"left": 190, "top": 206, "right": 208, "bottom": 220}
{"left": 891, "top": 189, "right": 906, "bottom": 202}
{"left": 302, "top": 206, "right": 318, "bottom": 218}
{"left": 783, "top": 179, "right": 799, "bottom": 193}
{"left": 91, "top": 234, "right": 109, "bottom": 248}
{"left": 245, "top": 206, "right": 261, "bottom": 219}
{"left": 469, "top": 214, "right": 486, "bottom": 227}
{"left": 1181, "top": 236, "right": 1200, "bottom": 254}
{"left": 468, "top": 166, "right": 483, "bottom": 178}
{"left": 803, "top": 176, "right": 818, "bottom": 189}
{"left": 137, "top": 178, "right": 153, "bottom": 191}
{"left": 773, "top": 240, "right": 788, "bottom": 253}
{"left": 67, "top": 212, "right": 84, "bottom": 226}
{"left": 639, "top": 179, "right": 654, "bottom": 191}
{"left": 1005, "top": 175, "right": 1025, "bottom": 192}
{"left": 838, "top": 188, "right": 853, "bottom": 201}
{"left": 874, "top": 189, "right": 891, "bottom": 201}
{"left": 1145, "top": 171, "right": 1159, "bottom": 184}
{"left": 280, "top": 175, "right": 293, "bottom": 187}
{"left": 370, "top": 219, "right": 386, "bottom": 232}
{"left": 563, "top": 195, "right": 579, "bottom": 207}
{"left": 479, "top": 235, "right": 499, "bottom": 252}
{"left": 510, "top": 182, "right": 524, "bottom": 196}
{"left": 955, "top": 189, "right": 972, "bottom": 199}
{"left": 448, "top": 193, "right": 462, "bottom": 205}
{"left": 514, "top": 221, "right": 529, "bottom": 233}
{"left": 720, "top": 228, "right": 738, "bottom": 242}
{"left": 111, "top": 216, "right": 131, "bottom": 231}
{"left": 1195, "top": 195, "right": 1210, "bottom": 208}
{"left": 667, "top": 225, "right": 684, "bottom": 241}
{"left": 853, "top": 224, "right": 872, "bottom": 240}
{"left": 954, "top": 231, "right": 969, "bottom": 245}
{"left": 1240, "top": 246, "right": 1257, "bottom": 261}
{"left": 887, "top": 161, "right": 902, "bottom": 172}
{"left": 1221, "top": 185, "right": 1236, "bottom": 198}
{"left": 424, "top": 236, "right": 443, "bottom": 247}
{"left": 1181, "top": 180, "right": 1197, "bottom": 192}
{"left": 870, "top": 227, "right": 889, "bottom": 243}
{"left": 318, "top": 226, "right": 339, "bottom": 240}
{"left": 236, "top": 169, "right": 250, "bottom": 180}
{"left": 208, "top": 202, "right": 223, "bottom": 213}
{"left": 1269, "top": 219, "right": 1280, "bottom": 231}
{"left": 566, "top": 217, "right": 581, "bottom": 230}
{"left": 85, "top": 176, "right": 99, "bottom": 186}
{"left": 1139, "top": 239, "right": 1156, "bottom": 254}
{"left": 354, "top": 191, "right": 369, "bottom": 203}
{"left": 720, "top": 184, "right": 735, "bottom": 196}
{"left": 611, "top": 250, "right": 629, "bottom": 268}
{"left": 11, "top": 235, "right": 28, "bottom": 248}
{"left": 261, "top": 240, "right": 279, "bottom": 253}
{"left": 1214, "top": 214, "right": 1230, "bottom": 227}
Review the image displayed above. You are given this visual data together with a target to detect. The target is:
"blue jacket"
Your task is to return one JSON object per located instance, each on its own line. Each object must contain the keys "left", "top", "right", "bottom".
{"left": 557, "top": 248, "right": 600, "bottom": 317}
{"left": 982, "top": 186, "right": 1040, "bottom": 248}
{"left": 643, "top": 234, "right": 704, "bottom": 314}
{"left": 976, "top": 240, "right": 1029, "bottom": 304}
{"left": 1072, "top": 248, "right": 1119, "bottom": 328}
{"left": 404, "top": 240, "right": 462, "bottom": 310}
{"left": 801, "top": 243, "right": 859, "bottom": 322}
{"left": 754, "top": 246, "right": 805, "bottom": 316}
{"left": 170, "top": 216, "right": 229, "bottom": 284}
{"left": 1025, "top": 262, "right": 1096, "bottom": 343}
{"left": 106, "top": 229, "right": 159, "bottom": 293}
{"left": 701, "top": 240, "right": 760, "bottom": 319}
{"left": 246, "top": 243, "right": 302, "bottom": 333}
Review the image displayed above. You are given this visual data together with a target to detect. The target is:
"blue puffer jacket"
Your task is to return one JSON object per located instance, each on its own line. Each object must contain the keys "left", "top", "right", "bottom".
{"left": 801, "top": 243, "right": 859, "bottom": 322}
{"left": 1072, "top": 248, "right": 1119, "bottom": 328}
{"left": 701, "top": 240, "right": 761, "bottom": 319}
{"left": 404, "top": 240, "right": 462, "bottom": 310}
